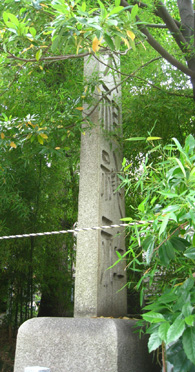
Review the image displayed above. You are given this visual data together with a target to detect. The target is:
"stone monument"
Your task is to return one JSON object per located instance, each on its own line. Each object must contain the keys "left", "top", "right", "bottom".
{"left": 13, "top": 55, "right": 160, "bottom": 372}
{"left": 74, "top": 54, "right": 127, "bottom": 318}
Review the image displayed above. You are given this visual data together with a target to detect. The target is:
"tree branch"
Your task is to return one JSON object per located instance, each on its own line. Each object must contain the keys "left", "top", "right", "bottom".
{"left": 128, "top": 0, "right": 182, "bottom": 28}
{"left": 7, "top": 51, "right": 92, "bottom": 63}
{"left": 154, "top": 221, "right": 188, "bottom": 253}
{"left": 120, "top": 0, "right": 195, "bottom": 78}
{"left": 154, "top": 1, "right": 189, "bottom": 53}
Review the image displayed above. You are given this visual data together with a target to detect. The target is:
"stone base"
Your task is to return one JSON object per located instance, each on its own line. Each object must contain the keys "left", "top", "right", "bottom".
{"left": 14, "top": 318, "right": 160, "bottom": 372}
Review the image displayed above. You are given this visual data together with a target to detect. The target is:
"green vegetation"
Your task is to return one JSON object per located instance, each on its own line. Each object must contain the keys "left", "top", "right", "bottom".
{"left": 119, "top": 135, "right": 195, "bottom": 370}
{"left": 0, "top": 0, "right": 195, "bottom": 371}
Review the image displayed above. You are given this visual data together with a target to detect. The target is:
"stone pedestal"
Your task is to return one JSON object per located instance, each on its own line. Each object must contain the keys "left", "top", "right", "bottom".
{"left": 14, "top": 318, "right": 160, "bottom": 372}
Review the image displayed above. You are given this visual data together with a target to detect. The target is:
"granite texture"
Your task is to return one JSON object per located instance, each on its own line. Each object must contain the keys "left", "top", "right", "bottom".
{"left": 74, "top": 55, "right": 127, "bottom": 318}
{"left": 24, "top": 367, "right": 50, "bottom": 372}
{"left": 14, "top": 318, "right": 160, "bottom": 372}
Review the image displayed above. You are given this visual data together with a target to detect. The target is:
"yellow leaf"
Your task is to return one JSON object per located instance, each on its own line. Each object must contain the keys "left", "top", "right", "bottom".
{"left": 75, "top": 107, "right": 84, "bottom": 111}
{"left": 38, "top": 135, "right": 44, "bottom": 145}
{"left": 1, "top": 133, "right": 5, "bottom": 139}
{"left": 39, "top": 66, "right": 43, "bottom": 71}
{"left": 92, "top": 36, "right": 102, "bottom": 52}
{"left": 55, "top": 147, "right": 60, "bottom": 150}
{"left": 21, "top": 44, "right": 34, "bottom": 54}
{"left": 96, "top": 86, "right": 101, "bottom": 93}
{"left": 40, "top": 133, "right": 48, "bottom": 139}
{"left": 10, "top": 142, "right": 17, "bottom": 148}
{"left": 82, "top": 132, "right": 85, "bottom": 135}
{"left": 126, "top": 30, "right": 135, "bottom": 41}
{"left": 40, "top": 3, "right": 48, "bottom": 7}
{"left": 76, "top": 39, "right": 83, "bottom": 54}
{"left": 121, "top": 37, "right": 130, "bottom": 48}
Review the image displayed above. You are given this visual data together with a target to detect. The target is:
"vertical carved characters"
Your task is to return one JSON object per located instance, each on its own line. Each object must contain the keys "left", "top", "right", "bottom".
{"left": 100, "top": 149, "right": 123, "bottom": 218}
{"left": 75, "top": 55, "right": 126, "bottom": 317}
{"left": 101, "top": 83, "right": 121, "bottom": 132}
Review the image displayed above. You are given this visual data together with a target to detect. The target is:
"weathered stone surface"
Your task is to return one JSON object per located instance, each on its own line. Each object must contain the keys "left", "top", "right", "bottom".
{"left": 14, "top": 317, "right": 160, "bottom": 372}
{"left": 24, "top": 367, "right": 50, "bottom": 372}
{"left": 74, "top": 55, "right": 127, "bottom": 318}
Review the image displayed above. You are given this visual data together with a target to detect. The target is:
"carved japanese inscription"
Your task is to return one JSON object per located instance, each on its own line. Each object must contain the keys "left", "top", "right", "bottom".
{"left": 74, "top": 55, "right": 126, "bottom": 318}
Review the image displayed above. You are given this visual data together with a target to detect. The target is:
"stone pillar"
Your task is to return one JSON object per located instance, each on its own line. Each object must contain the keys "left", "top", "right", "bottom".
{"left": 74, "top": 55, "right": 127, "bottom": 318}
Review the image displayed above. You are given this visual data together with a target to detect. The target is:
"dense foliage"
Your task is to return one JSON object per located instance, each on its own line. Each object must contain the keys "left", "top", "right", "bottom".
{"left": 119, "top": 135, "right": 195, "bottom": 371}
{"left": 0, "top": 1, "right": 195, "bottom": 370}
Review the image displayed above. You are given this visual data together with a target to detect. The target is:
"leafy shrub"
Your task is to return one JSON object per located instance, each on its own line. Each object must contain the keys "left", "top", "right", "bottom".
{"left": 120, "top": 135, "right": 195, "bottom": 371}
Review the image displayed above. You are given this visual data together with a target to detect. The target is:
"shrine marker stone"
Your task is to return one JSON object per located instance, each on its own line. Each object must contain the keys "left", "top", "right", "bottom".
{"left": 74, "top": 54, "right": 127, "bottom": 318}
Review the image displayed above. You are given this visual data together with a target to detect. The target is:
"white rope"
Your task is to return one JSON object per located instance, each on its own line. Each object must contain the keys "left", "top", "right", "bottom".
{"left": 0, "top": 221, "right": 151, "bottom": 241}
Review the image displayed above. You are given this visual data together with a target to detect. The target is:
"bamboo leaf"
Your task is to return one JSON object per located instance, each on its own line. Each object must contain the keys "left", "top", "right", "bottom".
{"left": 159, "top": 214, "right": 170, "bottom": 236}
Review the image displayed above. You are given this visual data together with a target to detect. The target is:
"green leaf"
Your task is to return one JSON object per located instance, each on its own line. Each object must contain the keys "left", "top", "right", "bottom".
{"left": 131, "top": 4, "right": 139, "bottom": 20}
{"left": 142, "top": 311, "right": 165, "bottom": 323}
{"left": 81, "top": 2, "right": 86, "bottom": 12}
{"left": 167, "top": 318, "right": 185, "bottom": 344}
{"left": 29, "top": 27, "right": 36, "bottom": 37}
{"left": 115, "top": 0, "right": 120, "bottom": 5}
{"left": 158, "top": 291, "right": 178, "bottom": 304}
{"left": 6, "top": 12, "right": 19, "bottom": 26}
{"left": 125, "top": 137, "right": 145, "bottom": 141}
{"left": 162, "top": 205, "right": 179, "bottom": 213}
{"left": 158, "top": 191, "right": 178, "bottom": 198}
{"left": 3, "top": 12, "right": 9, "bottom": 24}
{"left": 159, "top": 244, "right": 170, "bottom": 267}
{"left": 167, "top": 340, "right": 194, "bottom": 372}
{"left": 184, "top": 248, "right": 195, "bottom": 260}
{"left": 165, "top": 241, "right": 175, "bottom": 260}
{"left": 158, "top": 322, "right": 170, "bottom": 343}
{"left": 104, "top": 34, "right": 115, "bottom": 50}
{"left": 159, "top": 214, "right": 170, "bottom": 236}
{"left": 182, "top": 327, "right": 195, "bottom": 365}
{"left": 185, "top": 315, "right": 195, "bottom": 326}
{"left": 116, "top": 250, "right": 122, "bottom": 259}
{"left": 145, "top": 240, "right": 154, "bottom": 264}
{"left": 172, "top": 137, "right": 183, "bottom": 153}
{"left": 120, "top": 217, "right": 133, "bottom": 222}
{"left": 114, "top": 35, "right": 121, "bottom": 50}
{"left": 174, "top": 158, "right": 186, "bottom": 178}
{"left": 36, "top": 49, "right": 42, "bottom": 61}
{"left": 146, "top": 136, "right": 162, "bottom": 141}
{"left": 108, "top": 6, "right": 124, "bottom": 16}
{"left": 37, "top": 135, "right": 44, "bottom": 145}
{"left": 172, "top": 137, "right": 192, "bottom": 167}
{"left": 51, "top": 35, "right": 61, "bottom": 52}
{"left": 148, "top": 331, "right": 162, "bottom": 352}
{"left": 170, "top": 237, "right": 187, "bottom": 252}
{"left": 97, "top": 0, "right": 105, "bottom": 10}
{"left": 142, "top": 236, "right": 154, "bottom": 252}
{"left": 182, "top": 303, "right": 194, "bottom": 318}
